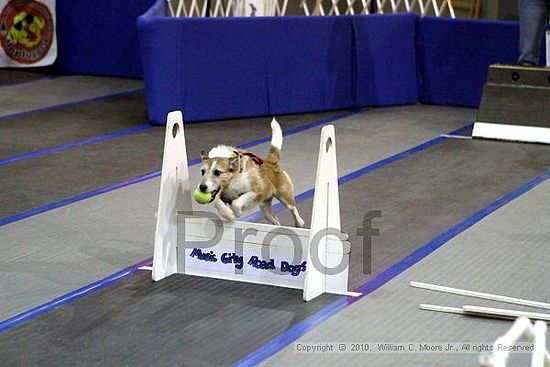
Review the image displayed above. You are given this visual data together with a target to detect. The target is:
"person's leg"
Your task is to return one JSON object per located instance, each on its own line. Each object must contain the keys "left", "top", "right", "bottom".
{"left": 517, "top": 0, "right": 548, "bottom": 66}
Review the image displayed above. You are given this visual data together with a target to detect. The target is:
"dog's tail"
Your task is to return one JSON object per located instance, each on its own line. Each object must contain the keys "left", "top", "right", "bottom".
{"left": 267, "top": 118, "right": 282, "bottom": 165}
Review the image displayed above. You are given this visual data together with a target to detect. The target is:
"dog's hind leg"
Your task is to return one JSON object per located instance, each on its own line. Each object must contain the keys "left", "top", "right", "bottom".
{"left": 275, "top": 191, "right": 305, "bottom": 228}
{"left": 260, "top": 199, "right": 280, "bottom": 226}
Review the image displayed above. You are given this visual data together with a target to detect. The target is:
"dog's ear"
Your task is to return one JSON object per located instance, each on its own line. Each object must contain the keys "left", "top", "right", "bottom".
{"left": 228, "top": 154, "right": 240, "bottom": 172}
{"left": 200, "top": 150, "right": 208, "bottom": 161}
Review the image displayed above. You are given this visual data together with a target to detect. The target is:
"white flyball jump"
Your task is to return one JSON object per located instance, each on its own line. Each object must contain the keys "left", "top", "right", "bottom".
{"left": 152, "top": 111, "right": 357, "bottom": 301}
{"left": 478, "top": 317, "right": 550, "bottom": 367}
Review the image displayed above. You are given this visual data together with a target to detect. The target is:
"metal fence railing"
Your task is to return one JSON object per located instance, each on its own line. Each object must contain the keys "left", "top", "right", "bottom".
{"left": 167, "top": 0, "right": 455, "bottom": 18}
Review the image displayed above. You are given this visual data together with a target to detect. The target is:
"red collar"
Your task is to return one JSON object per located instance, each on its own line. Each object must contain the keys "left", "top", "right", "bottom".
{"left": 237, "top": 151, "right": 264, "bottom": 166}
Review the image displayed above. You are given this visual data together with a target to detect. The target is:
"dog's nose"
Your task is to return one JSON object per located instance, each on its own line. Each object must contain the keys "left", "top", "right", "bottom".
{"left": 199, "top": 184, "right": 208, "bottom": 193}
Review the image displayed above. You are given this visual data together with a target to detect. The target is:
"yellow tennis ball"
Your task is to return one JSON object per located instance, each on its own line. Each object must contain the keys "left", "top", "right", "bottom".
{"left": 193, "top": 188, "right": 212, "bottom": 204}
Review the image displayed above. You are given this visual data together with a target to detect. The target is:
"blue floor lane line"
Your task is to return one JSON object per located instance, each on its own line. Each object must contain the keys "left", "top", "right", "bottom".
{"left": 0, "top": 124, "right": 153, "bottom": 166}
{"left": 0, "top": 88, "right": 145, "bottom": 123}
{"left": 0, "top": 170, "right": 163, "bottom": 228}
{"left": 0, "top": 258, "right": 153, "bottom": 333}
{"left": 0, "top": 121, "right": 468, "bottom": 333}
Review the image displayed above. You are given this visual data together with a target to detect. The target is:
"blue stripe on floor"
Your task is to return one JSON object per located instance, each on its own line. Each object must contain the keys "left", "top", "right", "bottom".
{"left": 0, "top": 170, "right": 162, "bottom": 228}
{"left": 0, "top": 258, "right": 153, "bottom": 333}
{"left": 0, "top": 88, "right": 144, "bottom": 123}
{"left": 0, "top": 124, "right": 152, "bottom": 166}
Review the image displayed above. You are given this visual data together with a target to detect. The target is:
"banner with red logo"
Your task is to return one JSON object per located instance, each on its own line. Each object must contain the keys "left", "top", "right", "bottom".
{"left": 0, "top": 0, "right": 56, "bottom": 67}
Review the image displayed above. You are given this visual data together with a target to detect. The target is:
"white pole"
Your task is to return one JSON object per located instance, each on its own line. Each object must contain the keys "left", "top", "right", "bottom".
{"left": 317, "top": 0, "right": 325, "bottom": 15}
{"left": 167, "top": 0, "right": 176, "bottom": 16}
{"left": 281, "top": 0, "right": 288, "bottom": 15}
{"left": 546, "top": 22, "right": 550, "bottom": 67}
{"left": 420, "top": 304, "right": 550, "bottom": 322}
{"left": 411, "top": 281, "right": 550, "bottom": 310}
{"left": 201, "top": 0, "right": 209, "bottom": 17}
{"left": 447, "top": 0, "right": 455, "bottom": 18}
{"left": 420, "top": 303, "right": 466, "bottom": 315}
{"left": 462, "top": 305, "right": 550, "bottom": 323}
{"left": 430, "top": 0, "right": 439, "bottom": 15}
{"left": 176, "top": 0, "right": 184, "bottom": 16}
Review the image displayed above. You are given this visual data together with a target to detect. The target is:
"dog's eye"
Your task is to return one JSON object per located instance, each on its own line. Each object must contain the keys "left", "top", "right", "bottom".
{"left": 214, "top": 170, "right": 221, "bottom": 176}
{"left": 200, "top": 169, "right": 205, "bottom": 175}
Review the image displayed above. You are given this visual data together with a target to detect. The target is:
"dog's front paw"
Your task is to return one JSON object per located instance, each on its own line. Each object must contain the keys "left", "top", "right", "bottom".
{"left": 231, "top": 206, "right": 242, "bottom": 219}
{"left": 214, "top": 198, "right": 235, "bottom": 222}
{"left": 221, "top": 212, "right": 235, "bottom": 222}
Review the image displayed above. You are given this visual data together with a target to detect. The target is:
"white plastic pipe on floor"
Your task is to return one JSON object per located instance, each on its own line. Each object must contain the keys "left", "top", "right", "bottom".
{"left": 411, "top": 281, "right": 550, "bottom": 310}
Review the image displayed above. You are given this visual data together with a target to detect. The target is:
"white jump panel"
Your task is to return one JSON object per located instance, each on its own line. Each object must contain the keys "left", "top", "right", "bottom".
{"left": 177, "top": 215, "right": 350, "bottom": 290}
{"left": 153, "top": 110, "right": 355, "bottom": 301}
{"left": 180, "top": 216, "right": 311, "bottom": 290}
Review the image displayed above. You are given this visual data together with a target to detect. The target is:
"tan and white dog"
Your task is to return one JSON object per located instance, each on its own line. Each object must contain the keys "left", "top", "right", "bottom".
{"left": 197, "top": 119, "right": 304, "bottom": 228}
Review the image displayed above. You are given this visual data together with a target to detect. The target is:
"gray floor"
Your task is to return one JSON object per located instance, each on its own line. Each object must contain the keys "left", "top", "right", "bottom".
{"left": 263, "top": 174, "right": 550, "bottom": 367}
{"left": 0, "top": 69, "right": 51, "bottom": 86}
{"left": 2, "top": 138, "right": 550, "bottom": 366}
{"left": 0, "top": 90, "right": 148, "bottom": 158}
{"left": 0, "top": 75, "right": 143, "bottom": 118}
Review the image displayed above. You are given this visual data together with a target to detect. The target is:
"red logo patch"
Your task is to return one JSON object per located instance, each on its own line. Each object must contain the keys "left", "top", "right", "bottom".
{"left": 0, "top": 0, "right": 53, "bottom": 64}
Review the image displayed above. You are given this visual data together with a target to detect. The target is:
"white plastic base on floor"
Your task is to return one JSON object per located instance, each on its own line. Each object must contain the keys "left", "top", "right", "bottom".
{"left": 472, "top": 122, "right": 550, "bottom": 145}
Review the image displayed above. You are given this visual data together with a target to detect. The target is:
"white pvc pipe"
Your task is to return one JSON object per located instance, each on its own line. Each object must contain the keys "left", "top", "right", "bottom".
{"left": 420, "top": 304, "right": 550, "bottom": 323}
{"left": 175, "top": 0, "right": 184, "bottom": 16}
{"left": 446, "top": 0, "right": 455, "bottom": 18}
{"left": 167, "top": 0, "right": 175, "bottom": 16}
{"left": 411, "top": 281, "right": 550, "bottom": 310}
{"left": 546, "top": 26, "right": 550, "bottom": 67}
{"left": 463, "top": 305, "right": 550, "bottom": 323}
{"left": 281, "top": 0, "right": 288, "bottom": 15}
{"left": 420, "top": 303, "right": 465, "bottom": 315}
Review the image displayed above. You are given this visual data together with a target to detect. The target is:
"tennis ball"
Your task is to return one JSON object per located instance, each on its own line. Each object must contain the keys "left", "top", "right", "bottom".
{"left": 193, "top": 188, "right": 212, "bottom": 204}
